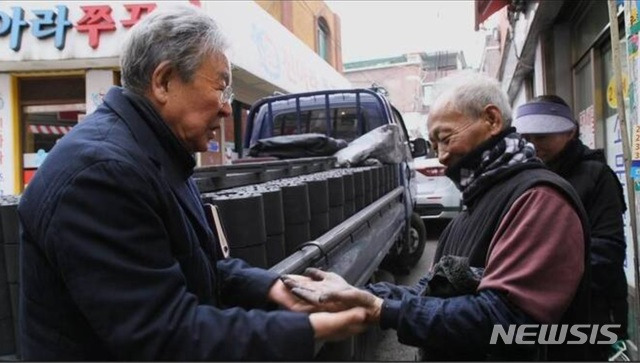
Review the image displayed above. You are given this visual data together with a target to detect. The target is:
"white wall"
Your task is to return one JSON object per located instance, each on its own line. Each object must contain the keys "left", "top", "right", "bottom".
{"left": 533, "top": 38, "right": 545, "bottom": 96}
{"left": 85, "top": 70, "right": 114, "bottom": 116}
{"left": 512, "top": 85, "right": 528, "bottom": 111}
{"left": 0, "top": 74, "right": 16, "bottom": 195}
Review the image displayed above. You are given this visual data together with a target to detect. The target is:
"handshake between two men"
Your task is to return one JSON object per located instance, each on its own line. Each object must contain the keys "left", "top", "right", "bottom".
{"left": 280, "top": 268, "right": 384, "bottom": 341}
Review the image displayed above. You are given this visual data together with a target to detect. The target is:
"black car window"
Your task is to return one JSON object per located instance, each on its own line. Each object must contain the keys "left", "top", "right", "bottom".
{"left": 265, "top": 96, "right": 386, "bottom": 142}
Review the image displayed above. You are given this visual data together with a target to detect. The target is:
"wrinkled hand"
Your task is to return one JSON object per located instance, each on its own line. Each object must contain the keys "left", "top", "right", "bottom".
{"left": 267, "top": 279, "right": 319, "bottom": 313}
{"left": 309, "top": 307, "right": 369, "bottom": 341}
{"left": 280, "top": 269, "right": 348, "bottom": 311}
{"left": 281, "top": 268, "right": 383, "bottom": 323}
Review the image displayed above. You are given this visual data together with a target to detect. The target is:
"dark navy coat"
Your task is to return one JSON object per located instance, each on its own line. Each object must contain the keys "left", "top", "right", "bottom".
{"left": 17, "top": 87, "right": 314, "bottom": 360}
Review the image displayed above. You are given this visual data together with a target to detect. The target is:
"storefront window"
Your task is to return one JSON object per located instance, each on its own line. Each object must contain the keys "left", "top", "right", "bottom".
{"left": 317, "top": 17, "right": 330, "bottom": 63}
{"left": 574, "top": 58, "right": 593, "bottom": 112}
{"left": 600, "top": 37, "right": 635, "bottom": 323}
{"left": 574, "top": 56, "right": 595, "bottom": 148}
{"left": 19, "top": 76, "right": 85, "bottom": 188}
{"left": 572, "top": 1, "right": 609, "bottom": 62}
{"left": 114, "top": 70, "right": 122, "bottom": 86}
{"left": 602, "top": 39, "right": 628, "bottom": 118}
{"left": 601, "top": 37, "right": 631, "bottom": 190}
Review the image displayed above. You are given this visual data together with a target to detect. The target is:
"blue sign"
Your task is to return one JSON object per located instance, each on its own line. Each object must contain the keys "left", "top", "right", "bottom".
{"left": 30, "top": 6, "right": 72, "bottom": 50}
{"left": 631, "top": 160, "right": 640, "bottom": 179}
{"left": 208, "top": 141, "right": 219, "bottom": 153}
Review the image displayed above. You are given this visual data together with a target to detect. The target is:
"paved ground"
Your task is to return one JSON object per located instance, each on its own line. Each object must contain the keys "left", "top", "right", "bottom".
{"left": 372, "top": 219, "right": 448, "bottom": 361}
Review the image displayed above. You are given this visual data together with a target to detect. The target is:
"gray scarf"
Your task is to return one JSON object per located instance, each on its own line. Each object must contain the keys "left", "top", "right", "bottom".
{"left": 446, "top": 128, "right": 541, "bottom": 203}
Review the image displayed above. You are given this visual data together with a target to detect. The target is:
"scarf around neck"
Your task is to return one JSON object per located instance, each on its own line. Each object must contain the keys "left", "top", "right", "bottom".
{"left": 445, "top": 127, "right": 541, "bottom": 203}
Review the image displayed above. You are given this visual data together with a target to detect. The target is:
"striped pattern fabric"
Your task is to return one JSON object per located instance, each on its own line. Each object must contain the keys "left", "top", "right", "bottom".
{"left": 28, "top": 125, "right": 73, "bottom": 135}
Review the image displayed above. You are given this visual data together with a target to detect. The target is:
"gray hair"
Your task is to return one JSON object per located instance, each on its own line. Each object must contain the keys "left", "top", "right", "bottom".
{"left": 120, "top": 4, "right": 230, "bottom": 94}
{"left": 431, "top": 71, "right": 512, "bottom": 128}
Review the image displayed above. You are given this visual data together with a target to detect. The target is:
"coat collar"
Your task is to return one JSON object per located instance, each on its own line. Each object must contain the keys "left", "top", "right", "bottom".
{"left": 102, "top": 87, "right": 195, "bottom": 183}
{"left": 102, "top": 87, "right": 209, "bottom": 227}
{"left": 104, "top": 87, "right": 217, "bottom": 271}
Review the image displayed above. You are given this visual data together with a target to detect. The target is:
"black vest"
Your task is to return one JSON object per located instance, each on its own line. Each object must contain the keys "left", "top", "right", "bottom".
{"left": 435, "top": 164, "right": 592, "bottom": 361}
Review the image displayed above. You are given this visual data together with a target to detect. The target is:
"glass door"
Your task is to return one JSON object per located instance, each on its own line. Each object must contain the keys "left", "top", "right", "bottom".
{"left": 18, "top": 75, "right": 85, "bottom": 190}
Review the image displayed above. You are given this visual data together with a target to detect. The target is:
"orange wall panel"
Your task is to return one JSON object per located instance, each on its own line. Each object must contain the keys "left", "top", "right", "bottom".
{"left": 255, "top": 1, "right": 342, "bottom": 70}
{"left": 255, "top": 1, "right": 282, "bottom": 22}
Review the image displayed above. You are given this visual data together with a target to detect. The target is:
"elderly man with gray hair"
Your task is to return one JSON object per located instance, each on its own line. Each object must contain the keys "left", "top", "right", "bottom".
{"left": 283, "top": 72, "right": 594, "bottom": 360}
{"left": 17, "top": 5, "right": 368, "bottom": 361}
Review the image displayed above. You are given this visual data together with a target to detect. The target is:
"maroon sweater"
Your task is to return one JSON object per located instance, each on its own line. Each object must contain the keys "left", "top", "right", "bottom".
{"left": 478, "top": 186, "right": 584, "bottom": 323}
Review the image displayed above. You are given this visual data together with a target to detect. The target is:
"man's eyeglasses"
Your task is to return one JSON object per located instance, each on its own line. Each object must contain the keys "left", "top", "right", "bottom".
{"left": 219, "top": 85, "right": 234, "bottom": 105}
{"left": 196, "top": 73, "right": 234, "bottom": 105}
{"left": 430, "top": 120, "right": 477, "bottom": 150}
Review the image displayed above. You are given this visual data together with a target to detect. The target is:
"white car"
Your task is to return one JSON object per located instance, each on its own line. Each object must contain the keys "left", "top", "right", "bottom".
{"left": 413, "top": 156, "right": 462, "bottom": 220}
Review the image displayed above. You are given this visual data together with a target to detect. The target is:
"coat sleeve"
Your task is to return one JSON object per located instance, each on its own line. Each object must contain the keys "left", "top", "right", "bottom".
{"left": 216, "top": 257, "right": 281, "bottom": 309}
{"left": 46, "top": 160, "right": 314, "bottom": 361}
{"left": 588, "top": 166, "right": 627, "bottom": 293}
{"left": 365, "top": 274, "right": 430, "bottom": 299}
{"left": 379, "top": 289, "right": 534, "bottom": 359}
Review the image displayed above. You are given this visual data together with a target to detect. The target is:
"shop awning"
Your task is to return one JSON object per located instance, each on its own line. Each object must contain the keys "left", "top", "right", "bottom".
{"left": 28, "top": 125, "right": 72, "bottom": 135}
{"left": 475, "top": 0, "right": 510, "bottom": 30}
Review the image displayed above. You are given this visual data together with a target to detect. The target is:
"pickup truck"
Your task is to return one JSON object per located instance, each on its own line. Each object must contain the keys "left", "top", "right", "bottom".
{"left": 0, "top": 88, "right": 429, "bottom": 361}
{"left": 243, "top": 88, "right": 429, "bottom": 272}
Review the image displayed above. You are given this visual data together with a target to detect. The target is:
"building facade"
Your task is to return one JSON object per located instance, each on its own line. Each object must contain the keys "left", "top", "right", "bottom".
{"left": 256, "top": 1, "right": 343, "bottom": 71}
{"left": 478, "top": 25, "right": 503, "bottom": 79}
{"left": 343, "top": 51, "right": 467, "bottom": 138}
{"left": 0, "top": 0, "right": 350, "bottom": 194}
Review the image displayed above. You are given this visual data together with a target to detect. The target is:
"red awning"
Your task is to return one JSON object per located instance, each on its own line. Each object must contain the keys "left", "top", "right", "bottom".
{"left": 29, "top": 125, "right": 73, "bottom": 135}
{"left": 475, "top": 0, "right": 510, "bottom": 30}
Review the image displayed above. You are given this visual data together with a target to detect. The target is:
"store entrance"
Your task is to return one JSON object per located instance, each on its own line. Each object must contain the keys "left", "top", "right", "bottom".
{"left": 19, "top": 76, "right": 85, "bottom": 190}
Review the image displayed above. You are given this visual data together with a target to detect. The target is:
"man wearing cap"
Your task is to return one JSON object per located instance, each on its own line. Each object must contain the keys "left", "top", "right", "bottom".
{"left": 282, "top": 73, "right": 594, "bottom": 360}
{"left": 515, "top": 95, "right": 628, "bottom": 360}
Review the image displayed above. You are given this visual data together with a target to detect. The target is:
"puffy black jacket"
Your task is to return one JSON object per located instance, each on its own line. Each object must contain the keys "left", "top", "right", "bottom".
{"left": 547, "top": 138, "right": 628, "bottom": 339}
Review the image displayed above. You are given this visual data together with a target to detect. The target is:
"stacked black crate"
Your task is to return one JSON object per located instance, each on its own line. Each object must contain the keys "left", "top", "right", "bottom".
{"left": 352, "top": 169, "right": 365, "bottom": 213}
{"left": 302, "top": 177, "right": 329, "bottom": 240}
{"left": 370, "top": 167, "right": 380, "bottom": 201}
{"left": 272, "top": 180, "right": 311, "bottom": 256}
{"left": 0, "top": 200, "right": 12, "bottom": 357}
{"left": 378, "top": 166, "right": 385, "bottom": 197}
{"left": 251, "top": 186, "right": 286, "bottom": 268}
{"left": 206, "top": 192, "right": 268, "bottom": 268}
{"left": 338, "top": 170, "right": 355, "bottom": 219}
{"left": 362, "top": 168, "right": 373, "bottom": 207}
{"left": 378, "top": 166, "right": 387, "bottom": 195}
{"left": 390, "top": 164, "right": 398, "bottom": 189}
{"left": 1, "top": 196, "right": 19, "bottom": 358}
{"left": 326, "top": 173, "right": 345, "bottom": 229}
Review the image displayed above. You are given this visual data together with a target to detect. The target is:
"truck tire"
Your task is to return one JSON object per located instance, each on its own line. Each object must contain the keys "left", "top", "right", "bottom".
{"left": 400, "top": 213, "right": 427, "bottom": 268}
